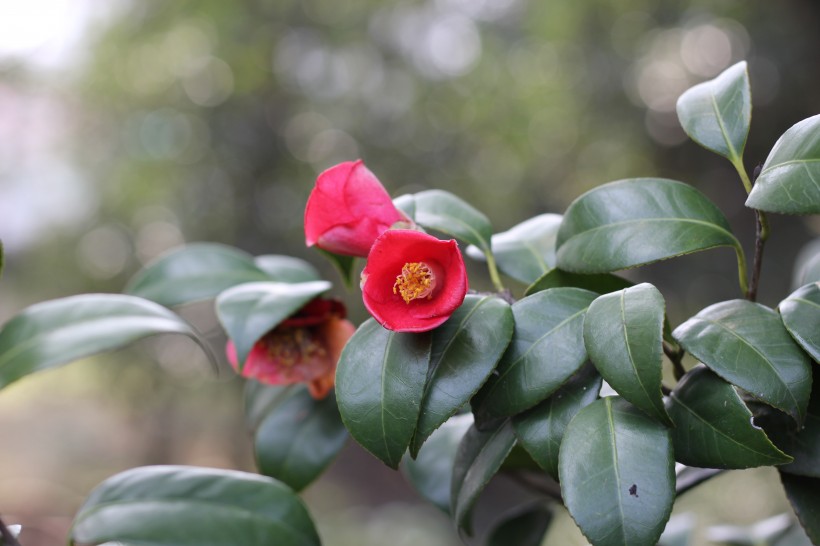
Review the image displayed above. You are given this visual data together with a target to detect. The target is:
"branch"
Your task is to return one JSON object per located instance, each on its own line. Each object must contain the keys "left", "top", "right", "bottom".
{"left": 0, "top": 515, "right": 21, "bottom": 546}
{"left": 662, "top": 341, "right": 686, "bottom": 381}
{"left": 746, "top": 164, "right": 769, "bottom": 302}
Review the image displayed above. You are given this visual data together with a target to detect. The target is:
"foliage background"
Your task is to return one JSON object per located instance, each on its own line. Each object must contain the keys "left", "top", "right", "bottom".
{"left": 0, "top": 0, "right": 818, "bottom": 544}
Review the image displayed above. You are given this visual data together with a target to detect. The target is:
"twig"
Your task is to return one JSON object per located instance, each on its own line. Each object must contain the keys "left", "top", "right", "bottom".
{"left": 662, "top": 341, "right": 687, "bottom": 381}
{"left": 675, "top": 467, "right": 725, "bottom": 496}
{"left": 0, "top": 515, "right": 22, "bottom": 546}
{"left": 746, "top": 164, "right": 769, "bottom": 302}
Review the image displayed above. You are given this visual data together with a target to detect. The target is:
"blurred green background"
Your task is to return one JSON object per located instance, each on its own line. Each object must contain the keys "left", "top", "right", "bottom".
{"left": 0, "top": 0, "right": 818, "bottom": 544}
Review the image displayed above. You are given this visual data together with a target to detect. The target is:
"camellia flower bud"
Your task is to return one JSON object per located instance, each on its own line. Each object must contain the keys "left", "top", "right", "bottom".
{"left": 304, "top": 160, "right": 412, "bottom": 257}
{"left": 226, "top": 298, "right": 356, "bottom": 399}
{"left": 360, "top": 229, "right": 468, "bottom": 333}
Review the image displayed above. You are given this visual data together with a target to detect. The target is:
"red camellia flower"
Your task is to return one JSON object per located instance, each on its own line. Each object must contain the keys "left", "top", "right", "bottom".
{"left": 360, "top": 229, "right": 468, "bottom": 333}
{"left": 226, "top": 298, "right": 356, "bottom": 399}
{"left": 304, "top": 160, "right": 412, "bottom": 257}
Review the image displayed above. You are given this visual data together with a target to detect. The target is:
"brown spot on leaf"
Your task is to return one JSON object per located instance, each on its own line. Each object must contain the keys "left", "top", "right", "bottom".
{"left": 629, "top": 484, "right": 638, "bottom": 497}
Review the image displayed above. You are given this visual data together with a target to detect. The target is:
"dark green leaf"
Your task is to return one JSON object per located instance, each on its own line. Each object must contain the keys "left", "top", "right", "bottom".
{"left": 254, "top": 387, "right": 348, "bottom": 491}
{"left": 402, "top": 413, "right": 473, "bottom": 513}
{"left": 559, "top": 397, "right": 674, "bottom": 546}
{"left": 666, "top": 366, "right": 791, "bottom": 468}
{"left": 474, "top": 288, "right": 596, "bottom": 418}
{"left": 396, "top": 190, "right": 493, "bottom": 251}
{"left": 0, "top": 294, "right": 207, "bottom": 390}
{"left": 215, "top": 281, "right": 331, "bottom": 367}
{"left": 451, "top": 420, "right": 517, "bottom": 535}
{"left": 335, "top": 319, "right": 431, "bottom": 468}
{"left": 410, "top": 295, "right": 513, "bottom": 456}
{"left": 556, "top": 178, "right": 740, "bottom": 274}
{"left": 673, "top": 299, "right": 812, "bottom": 424}
{"left": 525, "top": 269, "right": 632, "bottom": 297}
{"left": 253, "top": 255, "right": 321, "bottom": 283}
{"left": 125, "top": 243, "right": 272, "bottom": 306}
{"left": 316, "top": 248, "right": 358, "bottom": 289}
{"left": 466, "top": 214, "right": 563, "bottom": 284}
{"left": 676, "top": 61, "right": 750, "bottom": 161}
{"left": 485, "top": 504, "right": 553, "bottom": 546}
{"left": 746, "top": 115, "right": 820, "bottom": 215}
{"left": 781, "top": 473, "right": 820, "bottom": 545}
{"left": 244, "top": 381, "right": 294, "bottom": 431}
{"left": 769, "top": 375, "right": 820, "bottom": 478}
{"left": 512, "top": 363, "right": 602, "bottom": 479}
{"left": 779, "top": 282, "right": 820, "bottom": 362}
{"left": 69, "top": 465, "right": 320, "bottom": 546}
{"left": 584, "top": 283, "right": 670, "bottom": 424}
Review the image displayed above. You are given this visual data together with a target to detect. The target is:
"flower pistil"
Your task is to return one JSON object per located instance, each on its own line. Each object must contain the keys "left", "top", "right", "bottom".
{"left": 393, "top": 262, "right": 436, "bottom": 303}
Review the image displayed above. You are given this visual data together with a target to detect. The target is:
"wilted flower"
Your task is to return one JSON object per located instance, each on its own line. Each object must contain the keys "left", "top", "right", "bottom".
{"left": 304, "top": 160, "right": 411, "bottom": 257}
{"left": 360, "top": 229, "right": 468, "bottom": 333}
{"left": 226, "top": 298, "right": 355, "bottom": 399}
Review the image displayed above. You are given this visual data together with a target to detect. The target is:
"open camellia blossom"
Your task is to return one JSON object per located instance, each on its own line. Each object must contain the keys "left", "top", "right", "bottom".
{"left": 361, "top": 229, "right": 468, "bottom": 333}
{"left": 226, "top": 298, "right": 355, "bottom": 399}
{"left": 304, "top": 160, "right": 412, "bottom": 257}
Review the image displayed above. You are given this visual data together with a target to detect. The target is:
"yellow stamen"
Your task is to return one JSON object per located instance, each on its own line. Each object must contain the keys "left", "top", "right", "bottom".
{"left": 393, "top": 262, "right": 436, "bottom": 304}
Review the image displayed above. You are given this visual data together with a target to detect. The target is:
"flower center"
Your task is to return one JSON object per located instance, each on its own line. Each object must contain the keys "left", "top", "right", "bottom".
{"left": 263, "top": 327, "right": 326, "bottom": 367}
{"left": 393, "top": 262, "right": 436, "bottom": 304}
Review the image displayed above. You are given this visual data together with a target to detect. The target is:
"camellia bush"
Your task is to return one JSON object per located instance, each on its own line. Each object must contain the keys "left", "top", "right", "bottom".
{"left": 0, "top": 61, "right": 818, "bottom": 546}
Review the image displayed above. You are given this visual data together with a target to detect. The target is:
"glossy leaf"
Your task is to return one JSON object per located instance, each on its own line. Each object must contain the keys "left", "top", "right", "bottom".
{"left": 559, "top": 397, "right": 674, "bottom": 546}
{"left": 525, "top": 269, "right": 632, "bottom": 297}
{"left": 486, "top": 504, "right": 553, "bottom": 546}
{"left": 666, "top": 366, "right": 791, "bottom": 468}
{"left": 779, "top": 282, "right": 820, "bottom": 362}
{"left": 0, "top": 294, "right": 207, "bottom": 390}
{"left": 770, "top": 375, "right": 820, "bottom": 478}
{"left": 396, "top": 189, "right": 493, "bottom": 252}
{"left": 253, "top": 387, "right": 347, "bottom": 491}
{"left": 673, "top": 299, "right": 812, "bottom": 424}
{"left": 512, "top": 363, "right": 602, "bottom": 479}
{"left": 410, "top": 295, "right": 513, "bottom": 456}
{"left": 584, "top": 283, "right": 670, "bottom": 424}
{"left": 70, "top": 465, "right": 320, "bottom": 546}
{"left": 335, "top": 319, "right": 431, "bottom": 468}
{"left": 402, "top": 413, "right": 473, "bottom": 513}
{"left": 746, "top": 115, "right": 820, "bottom": 215}
{"left": 244, "top": 381, "right": 294, "bottom": 431}
{"left": 781, "top": 473, "right": 820, "bottom": 545}
{"left": 253, "top": 255, "right": 321, "bottom": 283}
{"left": 215, "top": 281, "right": 331, "bottom": 367}
{"left": 556, "top": 178, "right": 740, "bottom": 274}
{"left": 125, "top": 243, "right": 272, "bottom": 306}
{"left": 466, "top": 214, "right": 563, "bottom": 284}
{"left": 676, "top": 61, "right": 750, "bottom": 161}
{"left": 474, "top": 288, "right": 597, "bottom": 418}
{"left": 451, "top": 420, "right": 517, "bottom": 535}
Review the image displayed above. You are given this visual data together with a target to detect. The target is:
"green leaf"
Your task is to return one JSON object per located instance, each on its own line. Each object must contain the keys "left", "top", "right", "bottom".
{"left": 584, "top": 283, "right": 670, "bottom": 424}
{"left": 746, "top": 115, "right": 820, "bottom": 215}
{"left": 779, "top": 282, "right": 820, "bottom": 363}
{"left": 673, "top": 299, "right": 813, "bottom": 424}
{"left": 396, "top": 190, "right": 493, "bottom": 251}
{"left": 559, "top": 397, "right": 674, "bottom": 546}
{"left": 410, "top": 295, "right": 513, "bottom": 456}
{"left": 402, "top": 413, "right": 473, "bottom": 513}
{"left": 69, "top": 465, "right": 320, "bottom": 546}
{"left": 473, "top": 288, "right": 597, "bottom": 418}
{"left": 244, "top": 381, "right": 294, "bottom": 431}
{"left": 125, "top": 243, "right": 273, "bottom": 307}
{"left": 666, "top": 366, "right": 792, "bottom": 468}
{"left": 253, "top": 386, "right": 348, "bottom": 491}
{"left": 253, "top": 255, "right": 321, "bottom": 283}
{"left": 335, "top": 319, "right": 431, "bottom": 468}
{"left": 316, "top": 248, "right": 358, "bottom": 289}
{"left": 781, "top": 473, "right": 820, "bottom": 545}
{"left": 793, "top": 240, "right": 820, "bottom": 289}
{"left": 525, "top": 269, "right": 632, "bottom": 297}
{"left": 512, "top": 363, "right": 602, "bottom": 479}
{"left": 769, "top": 375, "right": 820, "bottom": 478}
{"left": 466, "top": 214, "right": 563, "bottom": 284}
{"left": 556, "top": 178, "right": 741, "bottom": 274}
{"left": 676, "top": 61, "right": 750, "bottom": 161}
{"left": 485, "top": 504, "right": 553, "bottom": 546}
{"left": 215, "top": 281, "right": 331, "bottom": 367}
{"left": 451, "top": 420, "right": 517, "bottom": 535}
{"left": 0, "top": 294, "right": 208, "bottom": 390}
